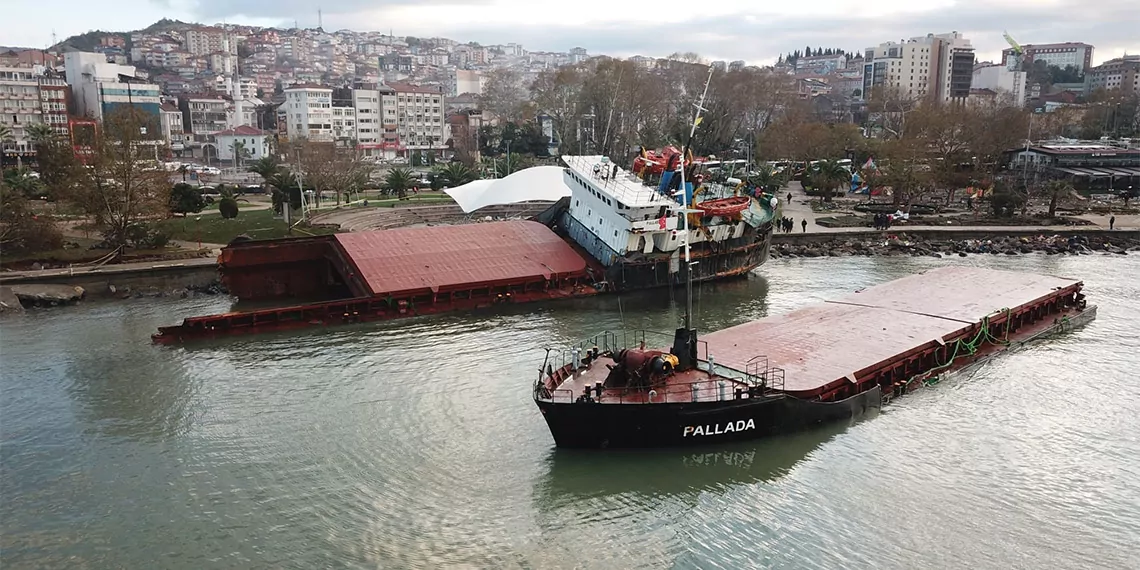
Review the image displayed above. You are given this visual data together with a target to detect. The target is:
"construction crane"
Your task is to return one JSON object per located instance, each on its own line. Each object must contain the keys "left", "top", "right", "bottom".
{"left": 1003, "top": 31, "right": 1024, "bottom": 70}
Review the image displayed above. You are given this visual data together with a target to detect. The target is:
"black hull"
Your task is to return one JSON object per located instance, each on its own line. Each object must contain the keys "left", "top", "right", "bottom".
{"left": 534, "top": 387, "right": 882, "bottom": 449}
{"left": 605, "top": 224, "right": 773, "bottom": 291}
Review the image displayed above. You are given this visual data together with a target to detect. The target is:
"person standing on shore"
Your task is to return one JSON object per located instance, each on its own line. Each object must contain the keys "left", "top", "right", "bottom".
{"left": 1109, "top": 215, "right": 1115, "bottom": 230}
{"left": 801, "top": 219, "right": 808, "bottom": 233}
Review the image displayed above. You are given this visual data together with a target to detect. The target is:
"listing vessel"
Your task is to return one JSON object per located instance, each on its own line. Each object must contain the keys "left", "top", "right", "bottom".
{"left": 531, "top": 66, "right": 1096, "bottom": 449}
{"left": 552, "top": 145, "right": 776, "bottom": 291}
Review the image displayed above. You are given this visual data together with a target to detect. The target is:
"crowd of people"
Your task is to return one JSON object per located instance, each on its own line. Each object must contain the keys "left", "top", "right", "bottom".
{"left": 873, "top": 213, "right": 894, "bottom": 231}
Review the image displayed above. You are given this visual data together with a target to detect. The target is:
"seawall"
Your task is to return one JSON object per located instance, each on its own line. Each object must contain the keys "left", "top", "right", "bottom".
{"left": 773, "top": 227, "right": 1139, "bottom": 246}
{"left": 0, "top": 258, "right": 219, "bottom": 297}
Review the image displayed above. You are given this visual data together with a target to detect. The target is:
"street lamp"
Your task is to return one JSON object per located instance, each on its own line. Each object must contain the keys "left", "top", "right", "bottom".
{"left": 195, "top": 216, "right": 202, "bottom": 250}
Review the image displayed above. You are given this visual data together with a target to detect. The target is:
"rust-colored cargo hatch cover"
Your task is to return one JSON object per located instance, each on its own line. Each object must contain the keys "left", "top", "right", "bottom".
{"left": 703, "top": 266, "right": 1081, "bottom": 395}
{"left": 333, "top": 220, "right": 589, "bottom": 297}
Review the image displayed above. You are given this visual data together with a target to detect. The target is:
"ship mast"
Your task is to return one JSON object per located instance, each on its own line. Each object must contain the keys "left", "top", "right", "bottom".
{"left": 679, "top": 65, "right": 714, "bottom": 331}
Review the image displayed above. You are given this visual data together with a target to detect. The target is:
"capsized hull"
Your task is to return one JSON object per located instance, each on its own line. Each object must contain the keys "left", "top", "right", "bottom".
{"left": 534, "top": 387, "right": 881, "bottom": 449}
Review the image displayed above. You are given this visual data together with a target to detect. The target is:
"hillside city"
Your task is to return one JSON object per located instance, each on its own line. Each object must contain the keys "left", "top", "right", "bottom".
{"left": 1, "top": 21, "right": 1138, "bottom": 169}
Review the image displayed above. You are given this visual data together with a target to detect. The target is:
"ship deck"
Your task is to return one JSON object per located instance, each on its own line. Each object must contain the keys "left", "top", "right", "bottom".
{"left": 550, "top": 364, "right": 753, "bottom": 404}
{"left": 701, "top": 266, "right": 1083, "bottom": 396}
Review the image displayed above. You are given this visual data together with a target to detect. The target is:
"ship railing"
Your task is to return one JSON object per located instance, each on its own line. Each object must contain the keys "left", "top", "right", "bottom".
{"left": 598, "top": 378, "right": 755, "bottom": 404}
{"left": 745, "top": 355, "right": 786, "bottom": 392}
{"left": 545, "top": 329, "right": 710, "bottom": 371}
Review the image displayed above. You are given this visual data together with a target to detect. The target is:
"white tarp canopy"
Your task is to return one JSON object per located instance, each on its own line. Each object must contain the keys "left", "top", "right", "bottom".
{"left": 444, "top": 165, "right": 572, "bottom": 213}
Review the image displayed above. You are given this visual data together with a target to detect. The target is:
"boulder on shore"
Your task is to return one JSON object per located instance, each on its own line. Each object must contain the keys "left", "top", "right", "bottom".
{"left": 0, "top": 286, "right": 25, "bottom": 314}
{"left": 9, "top": 284, "right": 86, "bottom": 307}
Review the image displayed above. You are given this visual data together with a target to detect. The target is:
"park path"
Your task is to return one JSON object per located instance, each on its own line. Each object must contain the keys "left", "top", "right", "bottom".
{"left": 778, "top": 182, "right": 1138, "bottom": 233}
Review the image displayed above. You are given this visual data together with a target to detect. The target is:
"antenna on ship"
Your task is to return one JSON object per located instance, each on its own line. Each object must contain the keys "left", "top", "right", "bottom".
{"left": 671, "top": 64, "right": 714, "bottom": 370}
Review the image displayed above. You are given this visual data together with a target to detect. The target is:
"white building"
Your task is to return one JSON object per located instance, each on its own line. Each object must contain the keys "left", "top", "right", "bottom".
{"left": 185, "top": 27, "right": 234, "bottom": 56}
{"left": 283, "top": 84, "right": 334, "bottom": 142}
{"left": 215, "top": 125, "right": 269, "bottom": 163}
{"left": 386, "top": 83, "right": 449, "bottom": 155}
{"left": 352, "top": 85, "right": 384, "bottom": 155}
{"left": 64, "top": 51, "right": 162, "bottom": 122}
{"left": 0, "top": 67, "right": 45, "bottom": 155}
{"left": 1003, "top": 43, "right": 1094, "bottom": 73}
{"left": 972, "top": 63, "right": 1027, "bottom": 107}
{"left": 453, "top": 69, "right": 483, "bottom": 96}
{"left": 160, "top": 102, "right": 188, "bottom": 154}
{"left": 862, "top": 32, "right": 975, "bottom": 103}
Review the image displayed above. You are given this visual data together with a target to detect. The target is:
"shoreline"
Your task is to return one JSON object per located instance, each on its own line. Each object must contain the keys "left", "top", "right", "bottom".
{"left": 770, "top": 231, "right": 1139, "bottom": 259}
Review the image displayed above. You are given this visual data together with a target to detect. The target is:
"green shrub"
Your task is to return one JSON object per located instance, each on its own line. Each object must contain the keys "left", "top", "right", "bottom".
{"left": 218, "top": 197, "right": 239, "bottom": 219}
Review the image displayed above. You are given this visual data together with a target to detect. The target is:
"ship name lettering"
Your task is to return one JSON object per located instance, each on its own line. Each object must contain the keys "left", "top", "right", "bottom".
{"left": 682, "top": 419, "right": 755, "bottom": 437}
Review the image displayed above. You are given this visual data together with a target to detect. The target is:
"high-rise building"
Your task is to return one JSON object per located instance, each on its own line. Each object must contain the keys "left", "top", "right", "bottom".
{"left": 862, "top": 32, "right": 975, "bottom": 103}
{"left": 385, "top": 83, "right": 448, "bottom": 156}
{"left": 0, "top": 66, "right": 47, "bottom": 159}
{"left": 350, "top": 83, "right": 385, "bottom": 156}
{"left": 1002, "top": 42, "right": 1094, "bottom": 73}
{"left": 282, "top": 84, "right": 334, "bottom": 143}
{"left": 1085, "top": 55, "right": 1140, "bottom": 95}
{"left": 63, "top": 52, "right": 162, "bottom": 122}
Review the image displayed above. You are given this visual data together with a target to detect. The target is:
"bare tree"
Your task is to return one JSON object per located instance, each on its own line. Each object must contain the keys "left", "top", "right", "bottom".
{"left": 70, "top": 108, "right": 171, "bottom": 247}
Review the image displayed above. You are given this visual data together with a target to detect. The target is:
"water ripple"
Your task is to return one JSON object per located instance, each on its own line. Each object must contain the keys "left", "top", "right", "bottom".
{"left": 2, "top": 255, "right": 1138, "bottom": 568}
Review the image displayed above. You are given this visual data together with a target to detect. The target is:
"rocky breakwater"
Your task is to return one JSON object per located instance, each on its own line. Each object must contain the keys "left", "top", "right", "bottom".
{"left": 2, "top": 284, "right": 86, "bottom": 309}
{"left": 771, "top": 233, "right": 1140, "bottom": 259}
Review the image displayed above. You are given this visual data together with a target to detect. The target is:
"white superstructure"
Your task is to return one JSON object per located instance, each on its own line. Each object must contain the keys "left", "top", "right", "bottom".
{"left": 561, "top": 155, "right": 753, "bottom": 263}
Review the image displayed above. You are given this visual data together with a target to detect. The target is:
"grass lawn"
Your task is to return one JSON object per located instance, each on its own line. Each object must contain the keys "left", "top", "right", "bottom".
{"left": 156, "top": 208, "right": 339, "bottom": 244}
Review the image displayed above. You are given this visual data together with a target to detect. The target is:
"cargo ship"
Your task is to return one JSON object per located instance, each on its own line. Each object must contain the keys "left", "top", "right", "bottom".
{"left": 152, "top": 68, "right": 779, "bottom": 344}
{"left": 531, "top": 68, "right": 1097, "bottom": 448}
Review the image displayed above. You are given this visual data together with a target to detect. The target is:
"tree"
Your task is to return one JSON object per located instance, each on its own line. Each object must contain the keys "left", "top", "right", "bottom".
{"left": 169, "top": 182, "right": 206, "bottom": 214}
{"left": 384, "top": 167, "right": 416, "bottom": 199}
{"left": 479, "top": 68, "right": 531, "bottom": 123}
{"left": 248, "top": 155, "right": 280, "bottom": 193}
{"left": 810, "top": 159, "right": 850, "bottom": 201}
{"left": 0, "top": 177, "right": 63, "bottom": 253}
{"left": 433, "top": 162, "right": 479, "bottom": 188}
{"left": 3, "top": 167, "right": 45, "bottom": 199}
{"left": 177, "top": 164, "right": 189, "bottom": 182}
{"left": 230, "top": 140, "right": 250, "bottom": 169}
{"left": 218, "top": 195, "right": 239, "bottom": 219}
{"left": 1043, "top": 179, "right": 1074, "bottom": 218}
{"left": 25, "top": 123, "right": 56, "bottom": 145}
{"left": 69, "top": 107, "right": 171, "bottom": 248}
{"left": 747, "top": 164, "right": 787, "bottom": 194}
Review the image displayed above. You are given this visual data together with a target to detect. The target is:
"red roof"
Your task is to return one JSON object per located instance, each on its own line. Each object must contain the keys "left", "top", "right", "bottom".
{"left": 334, "top": 221, "right": 588, "bottom": 297}
{"left": 703, "top": 266, "right": 1079, "bottom": 395}
{"left": 215, "top": 125, "right": 265, "bottom": 136}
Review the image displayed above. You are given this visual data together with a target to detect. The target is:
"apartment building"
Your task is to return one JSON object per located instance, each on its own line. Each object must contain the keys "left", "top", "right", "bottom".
{"left": 1085, "top": 55, "right": 1140, "bottom": 95}
{"left": 0, "top": 67, "right": 45, "bottom": 156}
{"left": 331, "top": 88, "right": 356, "bottom": 144}
{"left": 37, "top": 75, "right": 70, "bottom": 136}
{"left": 350, "top": 83, "right": 385, "bottom": 155}
{"left": 63, "top": 52, "right": 162, "bottom": 123}
{"left": 160, "top": 102, "right": 189, "bottom": 154}
{"left": 178, "top": 95, "right": 229, "bottom": 149}
{"left": 282, "top": 84, "right": 334, "bottom": 142}
{"left": 386, "top": 83, "right": 448, "bottom": 155}
{"left": 862, "top": 32, "right": 974, "bottom": 103}
{"left": 185, "top": 27, "right": 234, "bottom": 56}
{"left": 795, "top": 54, "right": 847, "bottom": 76}
{"left": 1002, "top": 42, "right": 1094, "bottom": 73}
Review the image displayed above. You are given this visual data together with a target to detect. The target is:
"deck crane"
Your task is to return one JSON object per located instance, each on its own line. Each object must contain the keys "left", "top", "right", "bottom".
{"left": 1003, "top": 31, "right": 1024, "bottom": 70}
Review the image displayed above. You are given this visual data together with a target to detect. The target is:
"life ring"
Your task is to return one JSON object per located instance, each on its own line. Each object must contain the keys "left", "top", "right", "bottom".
{"left": 695, "top": 196, "right": 750, "bottom": 217}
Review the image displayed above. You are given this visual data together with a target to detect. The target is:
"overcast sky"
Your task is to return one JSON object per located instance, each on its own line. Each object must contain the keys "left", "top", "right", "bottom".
{"left": 4, "top": 0, "right": 1136, "bottom": 66}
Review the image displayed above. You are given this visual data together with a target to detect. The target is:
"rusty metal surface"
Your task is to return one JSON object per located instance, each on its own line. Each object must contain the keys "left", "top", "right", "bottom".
{"left": 334, "top": 220, "right": 589, "bottom": 297}
{"left": 703, "top": 267, "right": 1081, "bottom": 394}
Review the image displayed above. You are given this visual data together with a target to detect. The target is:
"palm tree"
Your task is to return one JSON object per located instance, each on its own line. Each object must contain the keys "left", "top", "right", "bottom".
{"left": 248, "top": 156, "right": 280, "bottom": 194}
{"left": 384, "top": 167, "right": 416, "bottom": 200}
{"left": 177, "top": 164, "right": 189, "bottom": 182}
{"left": 230, "top": 141, "right": 249, "bottom": 169}
{"left": 433, "top": 162, "right": 478, "bottom": 188}
{"left": 747, "top": 164, "right": 787, "bottom": 195}
{"left": 26, "top": 123, "right": 57, "bottom": 146}
{"left": 3, "top": 167, "right": 44, "bottom": 199}
{"left": 0, "top": 124, "right": 13, "bottom": 164}
{"left": 811, "top": 159, "right": 851, "bottom": 202}
{"left": 1044, "top": 179, "right": 1074, "bottom": 218}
